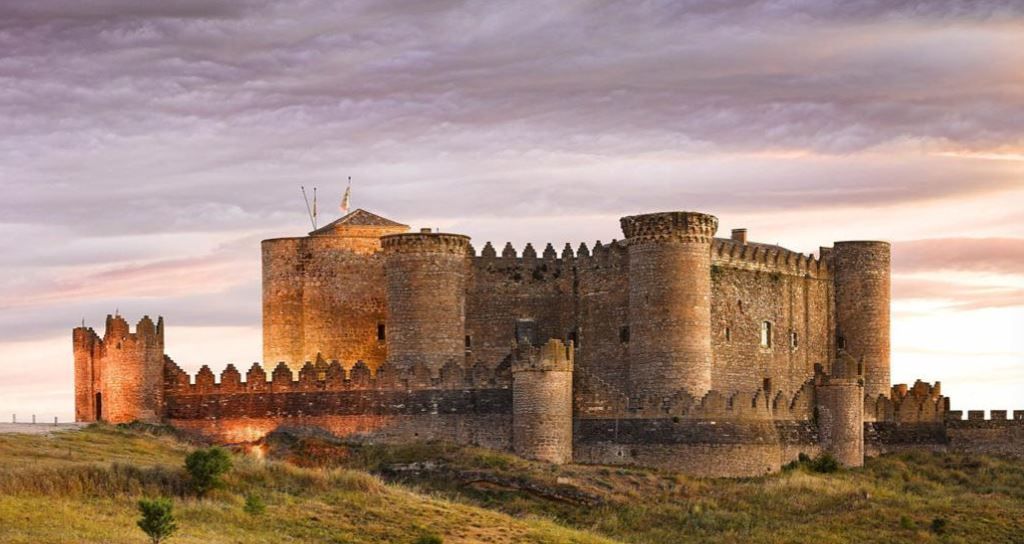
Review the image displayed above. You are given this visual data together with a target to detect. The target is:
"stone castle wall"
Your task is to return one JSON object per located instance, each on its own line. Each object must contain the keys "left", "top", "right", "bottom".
{"left": 73, "top": 207, "right": 1023, "bottom": 476}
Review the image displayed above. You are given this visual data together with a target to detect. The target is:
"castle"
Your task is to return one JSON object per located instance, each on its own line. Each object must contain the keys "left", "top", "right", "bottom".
{"left": 73, "top": 209, "right": 1023, "bottom": 476}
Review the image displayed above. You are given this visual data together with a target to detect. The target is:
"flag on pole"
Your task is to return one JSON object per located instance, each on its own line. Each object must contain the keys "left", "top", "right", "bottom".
{"left": 341, "top": 177, "right": 351, "bottom": 213}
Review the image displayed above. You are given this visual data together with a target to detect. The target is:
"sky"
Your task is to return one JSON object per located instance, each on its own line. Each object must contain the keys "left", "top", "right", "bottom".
{"left": 1, "top": 0, "right": 1022, "bottom": 420}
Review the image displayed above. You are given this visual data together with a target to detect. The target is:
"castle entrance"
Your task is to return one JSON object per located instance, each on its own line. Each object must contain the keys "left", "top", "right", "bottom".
{"left": 94, "top": 392, "right": 102, "bottom": 421}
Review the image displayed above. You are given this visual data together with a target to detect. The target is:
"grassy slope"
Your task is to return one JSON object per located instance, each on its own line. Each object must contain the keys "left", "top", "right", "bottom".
{"left": 2, "top": 427, "right": 1023, "bottom": 544}
{"left": 0, "top": 426, "right": 612, "bottom": 544}
{"left": 285, "top": 438, "right": 1024, "bottom": 544}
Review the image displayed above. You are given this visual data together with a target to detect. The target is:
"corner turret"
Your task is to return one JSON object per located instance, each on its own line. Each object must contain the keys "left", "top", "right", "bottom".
{"left": 831, "top": 241, "right": 891, "bottom": 399}
{"left": 73, "top": 314, "right": 166, "bottom": 424}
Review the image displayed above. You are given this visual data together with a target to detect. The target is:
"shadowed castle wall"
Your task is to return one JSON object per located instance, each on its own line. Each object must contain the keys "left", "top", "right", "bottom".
{"left": 466, "top": 242, "right": 576, "bottom": 369}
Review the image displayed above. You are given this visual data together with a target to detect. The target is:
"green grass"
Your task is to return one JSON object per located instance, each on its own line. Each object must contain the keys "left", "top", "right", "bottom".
{"left": 282, "top": 436, "right": 1024, "bottom": 544}
{"left": 0, "top": 425, "right": 612, "bottom": 544}
{"left": 2, "top": 425, "right": 1023, "bottom": 543}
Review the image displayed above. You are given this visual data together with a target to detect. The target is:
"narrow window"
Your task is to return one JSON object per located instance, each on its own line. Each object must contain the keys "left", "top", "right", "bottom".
{"left": 377, "top": 323, "right": 386, "bottom": 342}
{"left": 619, "top": 326, "right": 630, "bottom": 343}
{"left": 760, "top": 321, "right": 773, "bottom": 348}
{"left": 465, "top": 335, "right": 472, "bottom": 349}
{"left": 790, "top": 331, "right": 799, "bottom": 349}
{"left": 837, "top": 335, "right": 847, "bottom": 350}
{"left": 738, "top": 300, "right": 744, "bottom": 312}
{"left": 94, "top": 392, "right": 103, "bottom": 420}
{"left": 725, "top": 327, "right": 732, "bottom": 342}
{"left": 568, "top": 330, "right": 579, "bottom": 347}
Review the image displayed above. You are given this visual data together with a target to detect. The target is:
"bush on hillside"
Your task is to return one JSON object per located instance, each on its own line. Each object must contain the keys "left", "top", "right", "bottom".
{"left": 137, "top": 497, "right": 177, "bottom": 544}
{"left": 185, "top": 447, "right": 232, "bottom": 496}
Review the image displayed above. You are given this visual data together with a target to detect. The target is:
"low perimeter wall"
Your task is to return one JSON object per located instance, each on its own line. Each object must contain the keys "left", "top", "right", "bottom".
{"left": 165, "top": 387, "right": 512, "bottom": 448}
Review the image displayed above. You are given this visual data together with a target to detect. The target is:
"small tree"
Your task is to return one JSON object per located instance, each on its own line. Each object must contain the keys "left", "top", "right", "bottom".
{"left": 137, "top": 497, "right": 177, "bottom": 544}
{"left": 244, "top": 493, "right": 266, "bottom": 516}
{"left": 185, "top": 447, "right": 232, "bottom": 496}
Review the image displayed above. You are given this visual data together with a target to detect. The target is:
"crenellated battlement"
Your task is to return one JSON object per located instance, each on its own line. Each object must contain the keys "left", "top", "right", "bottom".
{"left": 620, "top": 211, "right": 719, "bottom": 245}
{"left": 865, "top": 380, "right": 948, "bottom": 423}
{"left": 946, "top": 410, "right": 1024, "bottom": 422}
{"left": 711, "top": 238, "right": 830, "bottom": 279}
{"left": 577, "top": 380, "right": 817, "bottom": 422}
{"left": 74, "top": 314, "right": 165, "bottom": 353}
{"left": 381, "top": 231, "right": 471, "bottom": 255}
{"left": 164, "top": 357, "right": 511, "bottom": 396}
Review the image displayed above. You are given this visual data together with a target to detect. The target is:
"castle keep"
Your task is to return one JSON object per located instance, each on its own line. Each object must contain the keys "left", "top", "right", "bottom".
{"left": 74, "top": 209, "right": 1023, "bottom": 476}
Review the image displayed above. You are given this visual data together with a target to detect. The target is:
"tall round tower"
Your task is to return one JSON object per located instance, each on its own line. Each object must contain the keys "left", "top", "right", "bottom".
{"left": 621, "top": 211, "right": 718, "bottom": 399}
{"left": 382, "top": 230, "right": 471, "bottom": 374}
{"left": 832, "top": 241, "right": 891, "bottom": 400}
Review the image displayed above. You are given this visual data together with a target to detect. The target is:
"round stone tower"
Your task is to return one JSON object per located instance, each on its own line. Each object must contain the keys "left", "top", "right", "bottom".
{"left": 512, "top": 339, "right": 574, "bottom": 464}
{"left": 621, "top": 211, "right": 719, "bottom": 399}
{"left": 832, "top": 241, "right": 891, "bottom": 400}
{"left": 815, "top": 353, "right": 865, "bottom": 467}
{"left": 382, "top": 230, "right": 471, "bottom": 374}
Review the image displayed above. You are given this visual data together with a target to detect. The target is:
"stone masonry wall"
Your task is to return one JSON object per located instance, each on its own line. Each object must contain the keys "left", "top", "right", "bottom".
{"left": 710, "top": 262, "right": 833, "bottom": 395}
{"left": 262, "top": 237, "right": 388, "bottom": 372}
{"left": 467, "top": 242, "right": 576, "bottom": 369}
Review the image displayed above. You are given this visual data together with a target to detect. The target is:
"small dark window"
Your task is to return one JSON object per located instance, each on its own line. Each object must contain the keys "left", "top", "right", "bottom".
{"left": 568, "top": 330, "right": 579, "bottom": 347}
{"left": 760, "top": 321, "right": 773, "bottom": 348}
{"left": 619, "top": 326, "right": 630, "bottom": 343}
{"left": 790, "top": 331, "right": 799, "bottom": 349}
{"left": 837, "top": 335, "right": 847, "bottom": 350}
{"left": 725, "top": 327, "right": 732, "bottom": 342}
{"left": 738, "top": 300, "right": 744, "bottom": 311}
{"left": 465, "top": 335, "right": 472, "bottom": 349}
{"left": 377, "top": 323, "right": 386, "bottom": 342}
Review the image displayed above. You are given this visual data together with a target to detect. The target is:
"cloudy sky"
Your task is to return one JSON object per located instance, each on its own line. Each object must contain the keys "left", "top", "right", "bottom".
{"left": 1, "top": 0, "right": 1022, "bottom": 420}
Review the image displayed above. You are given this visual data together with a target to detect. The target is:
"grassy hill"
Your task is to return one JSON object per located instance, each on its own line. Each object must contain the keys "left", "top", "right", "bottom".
{"left": 2, "top": 426, "right": 1023, "bottom": 543}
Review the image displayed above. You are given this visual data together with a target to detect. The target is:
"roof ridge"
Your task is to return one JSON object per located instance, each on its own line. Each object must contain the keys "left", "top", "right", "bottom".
{"left": 309, "top": 208, "right": 409, "bottom": 235}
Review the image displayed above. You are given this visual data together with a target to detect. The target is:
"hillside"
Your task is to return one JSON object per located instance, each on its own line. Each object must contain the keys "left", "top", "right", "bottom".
{"left": 2, "top": 425, "right": 1023, "bottom": 543}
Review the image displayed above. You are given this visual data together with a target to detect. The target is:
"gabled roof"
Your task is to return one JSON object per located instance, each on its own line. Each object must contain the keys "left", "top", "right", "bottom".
{"left": 309, "top": 209, "right": 409, "bottom": 236}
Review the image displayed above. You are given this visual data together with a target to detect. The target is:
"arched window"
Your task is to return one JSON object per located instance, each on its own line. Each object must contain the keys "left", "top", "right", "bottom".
{"left": 760, "top": 321, "right": 773, "bottom": 348}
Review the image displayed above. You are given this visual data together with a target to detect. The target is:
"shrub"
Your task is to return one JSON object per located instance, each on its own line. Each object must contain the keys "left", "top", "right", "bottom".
{"left": 244, "top": 493, "right": 266, "bottom": 516}
{"left": 185, "top": 447, "right": 232, "bottom": 496}
{"left": 930, "top": 517, "right": 948, "bottom": 535}
{"left": 810, "top": 453, "right": 840, "bottom": 474}
{"left": 899, "top": 515, "right": 915, "bottom": 530}
{"left": 413, "top": 535, "right": 443, "bottom": 544}
{"left": 137, "top": 497, "right": 177, "bottom": 544}
{"left": 783, "top": 452, "right": 840, "bottom": 473}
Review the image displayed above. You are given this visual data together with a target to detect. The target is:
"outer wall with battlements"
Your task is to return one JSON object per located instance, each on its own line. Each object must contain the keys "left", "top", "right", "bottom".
{"left": 73, "top": 209, "right": 1023, "bottom": 477}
